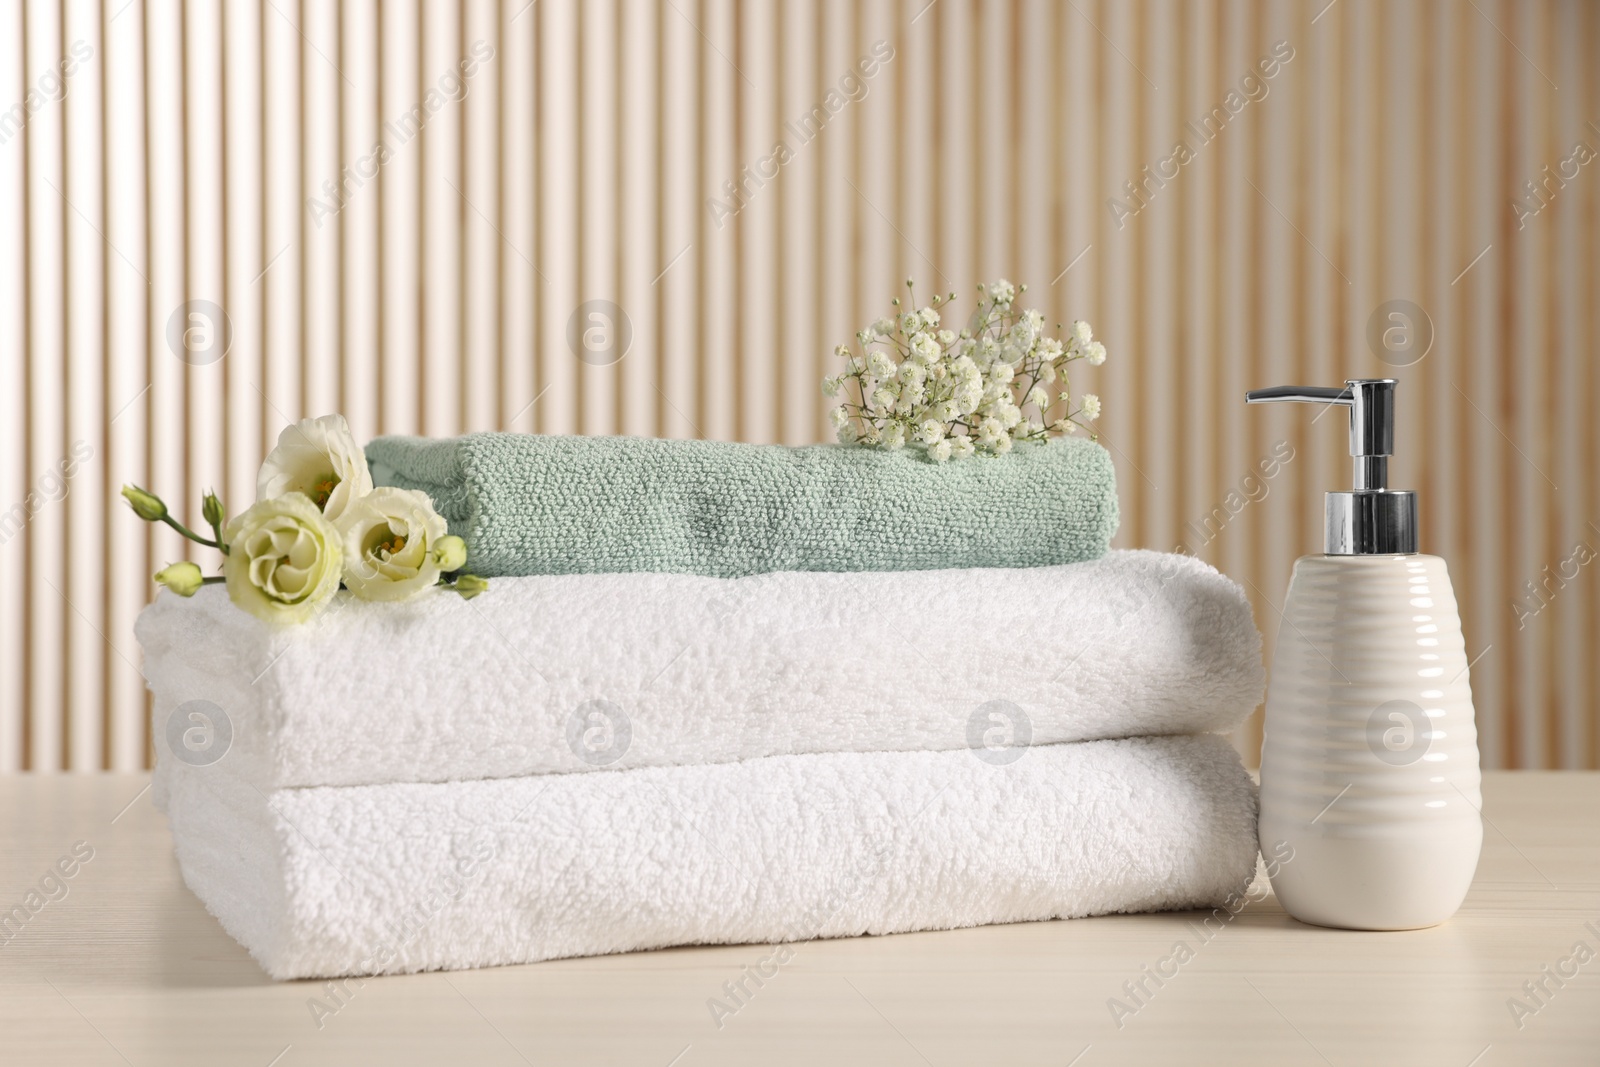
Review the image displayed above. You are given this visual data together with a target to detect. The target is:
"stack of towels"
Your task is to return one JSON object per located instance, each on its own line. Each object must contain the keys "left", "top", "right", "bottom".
{"left": 139, "top": 433, "right": 1265, "bottom": 981}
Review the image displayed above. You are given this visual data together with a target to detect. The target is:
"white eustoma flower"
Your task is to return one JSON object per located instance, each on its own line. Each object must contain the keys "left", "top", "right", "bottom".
{"left": 1086, "top": 341, "right": 1107, "bottom": 365}
{"left": 256, "top": 414, "right": 374, "bottom": 524}
{"left": 1081, "top": 393, "right": 1102, "bottom": 420}
{"left": 928, "top": 438, "right": 953, "bottom": 463}
{"left": 223, "top": 493, "right": 344, "bottom": 625}
{"left": 338, "top": 487, "right": 450, "bottom": 602}
{"left": 917, "top": 419, "right": 946, "bottom": 446}
{"left": 1074, "top": 320, "right": 1094, "bottom": 345}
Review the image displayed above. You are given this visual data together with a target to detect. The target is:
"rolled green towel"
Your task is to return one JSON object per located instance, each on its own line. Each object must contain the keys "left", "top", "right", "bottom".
{"left": 365, "top": 433, "right": 1119, "bottom": 578}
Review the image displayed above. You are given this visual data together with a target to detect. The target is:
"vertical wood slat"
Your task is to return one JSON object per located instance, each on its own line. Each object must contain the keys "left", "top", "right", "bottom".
{"left": 3, "top": 1, "right": 1598, "bottom": 772}
{"left": 500, "top": 0, "right": 537, "bottom": 432}
{"left": 341, "top": 0, "right": 380, "bottom": 441}
{"left": 618, "top": 0, "right": 656, "bottom": 437}
{"left": 0, "top": 0, "right": 28, "bottom": 772}
{"left": 536, "top": 0, "right": 575, "bottom": 437}
{"left": 378, "top": 0, "right": 420, "bottom": 437}
{"left": 62, "top": 0, "right": 104, "bottom": 770}
{"left": 103, "top": 0, "right": 149, "bottom": 771}
{"left": 23, "top": 0, "right": 67, "bottom": 771}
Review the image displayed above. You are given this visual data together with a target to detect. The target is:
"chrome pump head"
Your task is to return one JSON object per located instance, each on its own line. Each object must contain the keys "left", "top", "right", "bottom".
{"left": 1244, "top": 378, "right": 1418, "bottom": 555}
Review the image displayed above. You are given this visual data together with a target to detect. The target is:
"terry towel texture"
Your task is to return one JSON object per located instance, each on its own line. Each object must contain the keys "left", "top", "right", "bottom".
{"left": 136, "top": 550, "right": 1264, "bottom": 791}
{"left": 156, "top": 733, "right": 1260, "bottom": 980}
{"left": 364, "top": 432, "right": 1119, "bottom": 578}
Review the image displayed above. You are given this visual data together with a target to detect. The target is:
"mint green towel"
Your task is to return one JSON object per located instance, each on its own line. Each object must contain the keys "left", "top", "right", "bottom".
{"left": 365, "top": 433, "right": 1119, "bottom": 578}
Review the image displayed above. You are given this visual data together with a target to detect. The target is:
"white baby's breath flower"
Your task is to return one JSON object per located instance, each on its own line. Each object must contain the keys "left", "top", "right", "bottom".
{"left": 919, "top": 306, "right": 941, "bottom": 330}
{"left": 977, "top": 417, "right": 1004, "bottom": 445}
{"left": 256, "top": 414, "right": 374, "bottom": 524}
{"left": 871, "top": 387, "right": 896, "bottom": 411}
{"left": 1086, "top": 341, "right": 1107, "bottom": 365}
{"left": 1052, "top": 418, "right": 1078, "bottom": 435}
{"left": 1026, "top": 385, "right": 1049, "bottom": 409}
{"left": 934, "top": 400, "right": 960, "bottom": 422}
{"left": 1039, "top": 337, "right": 1063, "bottom": 359}
{"left": 337, "top": 487, "right": 450, "bottom": 602}
{"left": 868, "top": 351, "right": 896, "bottom": 379}
{"left": 990, "top": 361, "right": 1014, "bottom": 385}
{"left": 950, "top": 433, "right": 975, "bottom": 459}
{"left": 828, "top": 405, "right": 850, "bottom": 429}
{"left": 998, "top": 401, "right": 1023, "bottom": 429}
{"left": 937, "top": 329, "right": 956, "bottom": 346}
{"left": 1080, "top": 393, "right": 1102, "bottom": 421}
{"left": 1038, "top": 361, "right": 1057, "bottom": 384}
{"left": 834, "top": 343, "right": 852, "bottom": 357}
{"left": 837, "top": 422, "right": 859, "bottom": 444}
{"left": 1025, "top": 308, "right": 1045, "bottom": 333}
{"left": 821, "top": 375, "right": 842, "bottom": 398}
{"left": 872, "top": 317, "right": 896, "bottom": 338}
{"left": 882, "top": 422, "right": 907, "bottom": 450}
{"left": 990, "top": 278, "right": 1016, "bottom": 305}
{"left": 917, "top": 419, "right": 946, "bottom": 446}
{"left": 223, "top": 493, "right": 343, "bottom": 625}
{"left": 910, "top": 332, "right": 940, "bottom": 363}
{"left": 1074, "top": 320, "right": 1093, "bottom": 345}
{"left": 990, "top": 432, "right": 1013, "bottom": 455}
{"left": 900, "top": 312, "right": 921, "bottom": 335}
{"left": 928, "top": 438, "right": 953, "bottom": 463}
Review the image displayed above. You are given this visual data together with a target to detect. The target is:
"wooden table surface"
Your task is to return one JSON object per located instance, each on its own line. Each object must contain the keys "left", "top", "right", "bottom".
{"left": 1, "top": 771, "right": 1596, "bottom": 1066}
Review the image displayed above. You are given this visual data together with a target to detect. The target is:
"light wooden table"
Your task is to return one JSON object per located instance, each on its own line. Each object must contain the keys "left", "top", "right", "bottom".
{"left": 1, "top": 772, "right": 1596, "bottom": 1066}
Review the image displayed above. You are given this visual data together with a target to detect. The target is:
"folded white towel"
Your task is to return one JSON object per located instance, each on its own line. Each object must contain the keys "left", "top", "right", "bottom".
{"left": 138, "top": 549, "right": 1263, "bottom": 791}
{"left": 158, "top": 733, "right": 1259, "bottom": 979}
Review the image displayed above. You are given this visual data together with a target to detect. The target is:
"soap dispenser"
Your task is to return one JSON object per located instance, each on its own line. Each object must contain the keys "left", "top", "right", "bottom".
{"left": 1245, "top": 379, "right": 1482, "bottom": 930}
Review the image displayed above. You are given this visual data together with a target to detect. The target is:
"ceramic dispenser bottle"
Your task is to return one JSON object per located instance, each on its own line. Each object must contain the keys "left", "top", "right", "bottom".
{"left": 1245, "top": 378, "right": 1482, "bottom": 930}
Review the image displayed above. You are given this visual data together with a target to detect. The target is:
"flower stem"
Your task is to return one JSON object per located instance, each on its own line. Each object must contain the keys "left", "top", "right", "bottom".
{"left": 200, "top": 576, "right": 226, "bottom": 586}
{"left": 161, "top": 514, "right": 226, "bottom": 552}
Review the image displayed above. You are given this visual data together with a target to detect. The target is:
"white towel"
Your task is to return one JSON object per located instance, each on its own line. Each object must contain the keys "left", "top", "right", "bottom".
{"left": 137, "top": 549, "right": 1263, "bottom": 791}
{"left": 157, "top": 733, "right": 1259, "bottom": 980}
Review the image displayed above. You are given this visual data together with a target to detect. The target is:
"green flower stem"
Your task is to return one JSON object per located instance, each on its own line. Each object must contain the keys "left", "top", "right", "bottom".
{"left": 160, "top": 513, "right": 227, "bottom": 553}
{"left": 200, "top": 576, "right": 226, "bottom": 586}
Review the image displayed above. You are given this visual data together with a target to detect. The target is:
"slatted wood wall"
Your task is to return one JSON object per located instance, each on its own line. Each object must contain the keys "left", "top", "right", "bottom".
{"left": 1, "top": 0, "right": 1596, "bottom": 772}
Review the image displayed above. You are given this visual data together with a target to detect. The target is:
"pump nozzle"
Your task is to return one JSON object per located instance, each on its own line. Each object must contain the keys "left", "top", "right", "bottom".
{"left": 1245, "top": 378, "right": 1416, "bottom": 555}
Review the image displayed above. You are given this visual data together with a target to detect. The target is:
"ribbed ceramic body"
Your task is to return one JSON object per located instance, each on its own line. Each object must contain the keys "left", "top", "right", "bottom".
{"left": 1259, "top": 554, "right": 1482, "bottom": 930}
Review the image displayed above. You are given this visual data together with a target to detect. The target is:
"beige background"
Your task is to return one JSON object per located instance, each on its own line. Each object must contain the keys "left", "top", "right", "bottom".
{"left": 2, "top": 0, "right": 1597, "bottom": 772}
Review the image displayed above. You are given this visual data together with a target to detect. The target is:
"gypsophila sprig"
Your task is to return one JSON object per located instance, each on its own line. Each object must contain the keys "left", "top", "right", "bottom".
{"left": 824, "top": 278, "right": 1106, "bottom": 461}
